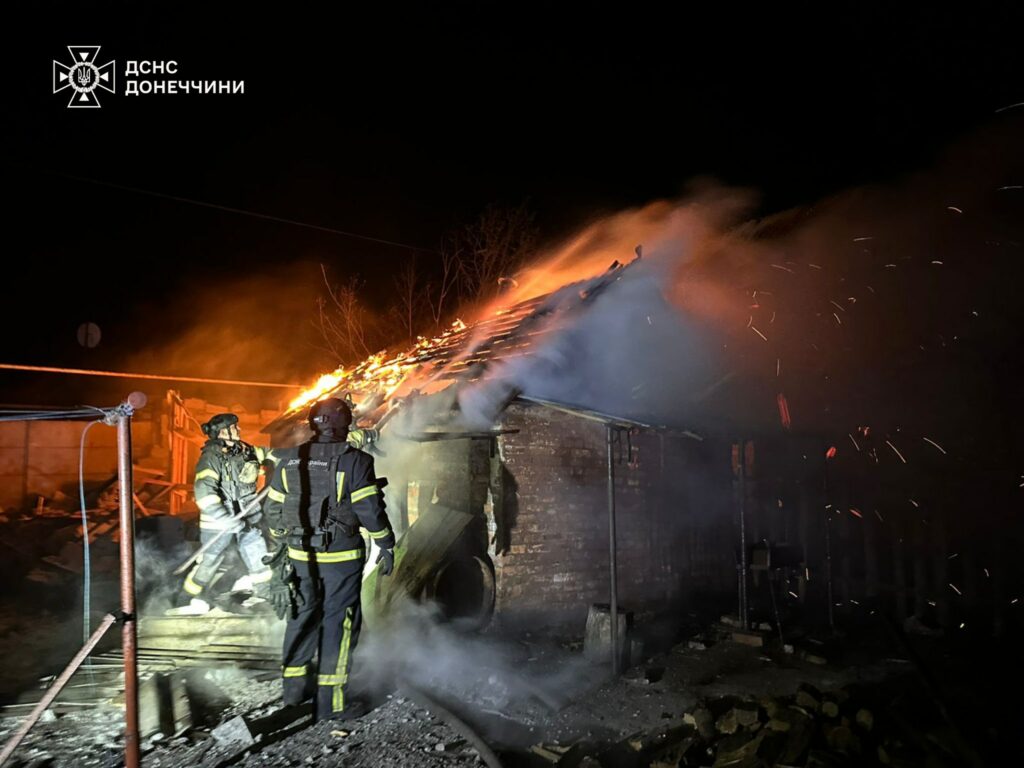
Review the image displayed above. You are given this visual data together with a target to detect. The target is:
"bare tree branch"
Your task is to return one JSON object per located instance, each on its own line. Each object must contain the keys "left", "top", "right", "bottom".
{"left": 455, "top": 202, "right": 538, "bottom": 305}
{"left": 316, "top": 264, "right": 375, "bottom": 364}
{"left": 391, "top": 257, "right": 421, "bottom": 344}
{"left": 313, "top": 204, "right": 538, "bottom": 359}
{"left": 429, "top": 241, "right": 462, "bottom": 329}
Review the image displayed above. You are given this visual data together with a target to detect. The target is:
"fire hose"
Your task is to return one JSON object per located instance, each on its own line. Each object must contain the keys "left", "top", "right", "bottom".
{"left": 171, "top": 487, "right": 271, "bottom": 576}
{"left": 172, "top": 403, "right": 393, "bottom": 580}
{"left": 171, "top": 397, "right": 399, "bottom": 577}
{"left": 400, "top": 685, "right": 503, "bottom": 768}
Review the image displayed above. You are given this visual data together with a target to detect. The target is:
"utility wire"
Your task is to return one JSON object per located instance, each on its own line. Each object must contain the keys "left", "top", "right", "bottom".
{"left": 0, "top": 408, "right": 108, "bottom": 422}
{"left": 0, "top": 363, "right": 302, "bottom": 390}
{"left": 17, "top": 167, "right": 438, "bottom": 254}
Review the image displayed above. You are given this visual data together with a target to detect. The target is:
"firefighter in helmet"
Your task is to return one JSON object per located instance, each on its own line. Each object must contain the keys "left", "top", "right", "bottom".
{"left": 174, "top": 413, "right": 276, "bottom": 614}
{"left": 263, "top": 397, "right": 395, "bottom": 720}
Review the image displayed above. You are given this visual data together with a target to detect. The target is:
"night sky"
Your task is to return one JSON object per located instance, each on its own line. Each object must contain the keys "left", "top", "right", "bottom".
{"left": 3, "top": 3, "right": 1023, "bottom": 408}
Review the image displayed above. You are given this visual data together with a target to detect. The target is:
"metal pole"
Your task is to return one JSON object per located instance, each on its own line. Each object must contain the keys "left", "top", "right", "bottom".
{"left": 606, "top": 425, "right": 619, "bottom": 675}
{"left": 117, "top": 406, "right": 140, "bottom": 768}
{"left": 737, "top": 440, "right": 749, "bottom": 630}
{"left": 0, "top": 613, "right": 118, "bottom": 767}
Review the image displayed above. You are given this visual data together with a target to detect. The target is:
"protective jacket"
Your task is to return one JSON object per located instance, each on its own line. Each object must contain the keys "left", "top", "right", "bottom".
{"left": 264, "top": 436, "right": 395, "bottom": 557}
{"left": 194, "top": 440, "right": 275, "bottom": 530}
{"left": 265, "top": 430, "right": 393, "bottom": 719}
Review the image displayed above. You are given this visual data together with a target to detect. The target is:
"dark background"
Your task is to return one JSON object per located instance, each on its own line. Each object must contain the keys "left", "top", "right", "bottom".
{"left": 2, "top": 2, "right": 1023, "bottom": 407}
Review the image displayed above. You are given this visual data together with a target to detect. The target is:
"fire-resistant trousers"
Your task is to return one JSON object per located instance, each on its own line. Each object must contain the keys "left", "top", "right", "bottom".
{"left": 184, "top": 526, "right": 270, "bottom": 597}
{"left": 280, "top": 551, "right": 364, "bottom": 717}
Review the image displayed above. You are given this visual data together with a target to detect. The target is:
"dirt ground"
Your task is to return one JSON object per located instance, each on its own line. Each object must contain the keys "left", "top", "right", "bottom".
{"left": 0, "top": 605, "right": 947, "bottom": 768}
{"left": 0, "top": 546, "right": 1019, "bottom": 768}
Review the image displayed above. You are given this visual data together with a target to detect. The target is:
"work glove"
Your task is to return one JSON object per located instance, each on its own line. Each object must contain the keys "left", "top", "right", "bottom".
{"left": 375, "top": 546, "right": 395, "bottom": 576}
{"left": 263, "top": 545, "right": 305, "bottom": 620}
{"left": 239, "top": 494, "right": 263, "bottom": 524}
{"left": 348, "top": 428, "right": 380, "bottom": 449}
{"left": 239, "top": 492, "right": 261, "bottom": 510}
{"left": 223, "top": 515, "right": 245, "bottom": 535}
{"left": 267, "top": 580, "right": 292, "bottom": 620}
{"left": 362, "top": 428, "right": 387, "bottom": 457}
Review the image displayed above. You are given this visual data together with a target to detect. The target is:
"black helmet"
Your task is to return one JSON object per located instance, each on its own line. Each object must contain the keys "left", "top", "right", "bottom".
{"left": 309, "top": 398, "right": 353, "bottom": 435}
{"left": 202, "top": 413, "right": 238, "bottom": 439}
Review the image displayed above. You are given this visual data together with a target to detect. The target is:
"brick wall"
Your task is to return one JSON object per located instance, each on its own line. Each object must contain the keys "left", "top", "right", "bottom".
{"left": 376, "top": 399, "right": 738, "bottom": 629}
{"left": 494, "top": 403, "right": 736, "bottom": 626}
{"left": 492, "top": 402, "right": 678, "bottom": 625}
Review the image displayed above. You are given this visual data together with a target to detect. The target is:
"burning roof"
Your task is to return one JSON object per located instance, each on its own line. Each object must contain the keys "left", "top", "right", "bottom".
{"left": 264, "top": 258, "right": 657, "bottom": 440}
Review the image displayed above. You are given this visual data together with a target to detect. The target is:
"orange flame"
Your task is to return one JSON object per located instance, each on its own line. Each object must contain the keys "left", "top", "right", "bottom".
{"left": 288, "top": 371, "right": 346, "bottom": 412}
{"left": 289, "top": 202, "right": 718, "bottom": 416}
{"left": 287, "top": 319, "right": 468, "bottom": 413}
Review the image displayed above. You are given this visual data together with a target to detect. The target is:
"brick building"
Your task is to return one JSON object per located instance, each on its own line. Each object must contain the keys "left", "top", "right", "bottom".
{"left": 265, "top": 260, "right": 742, "bottom": 629}
{"left": 370, "top": 398, "right": 736, "bottom": 630}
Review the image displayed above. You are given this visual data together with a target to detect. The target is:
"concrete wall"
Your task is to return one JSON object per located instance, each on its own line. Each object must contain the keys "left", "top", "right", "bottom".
{"left": 0, "top": 418, "right": 155, "bottom": 510}
{"left": 0, "top": 393, "right": 280, "bottom": 513}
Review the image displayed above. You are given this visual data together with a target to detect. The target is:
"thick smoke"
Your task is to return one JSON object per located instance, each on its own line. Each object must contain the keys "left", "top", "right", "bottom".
{"left": 133, "top": 535, "right": 192, "bottom": 615}
{"left": 353, "top": 118, "right": 1024, "bottom": 599}
{"left": 458, "top": 247, "right": 721, "bottom": 430}
{"left": 122, "top": 260, "right": 332, "bottom": 410}
{"left": 352, "top": 601, "right": 603, "bottom": 726}
{"left": 414, "top": 116, "right": 1024, "bottom": 442}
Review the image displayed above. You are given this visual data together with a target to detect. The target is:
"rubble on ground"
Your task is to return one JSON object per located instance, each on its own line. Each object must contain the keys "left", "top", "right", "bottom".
{"left": 522, "top": 681, "right": 975, "bottom": 767}
{"left": 0, "top": 604, "right": 1003, "bottom": 767}
{"left": 144, "top": 696, "right": 478, "bottom": 768}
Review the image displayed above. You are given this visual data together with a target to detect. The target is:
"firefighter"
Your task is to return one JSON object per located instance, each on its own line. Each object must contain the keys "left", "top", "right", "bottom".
{"left": 263, "top": 397, "right": 395, "bottom": 721}
{"left": 173, "top": 413, "right": 276, "bottom": 614}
